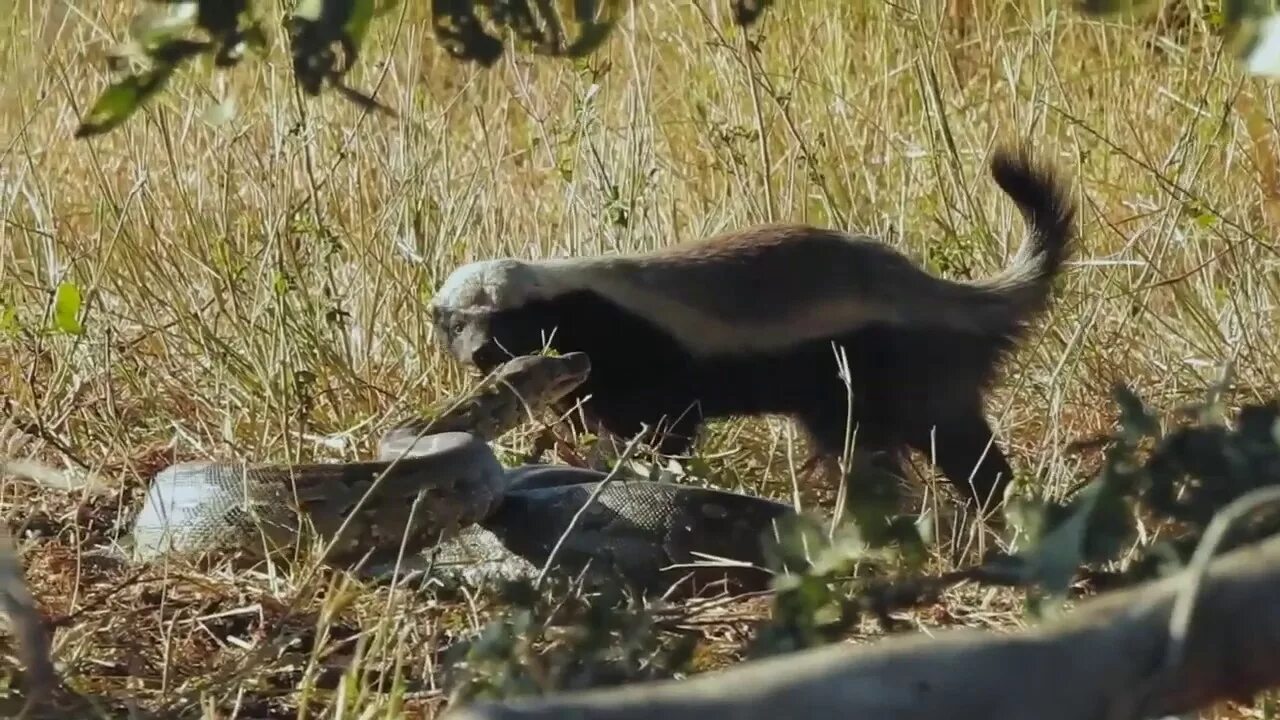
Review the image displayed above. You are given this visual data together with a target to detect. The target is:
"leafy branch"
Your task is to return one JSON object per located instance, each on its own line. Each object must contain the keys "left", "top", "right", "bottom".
{"left": 73, "top": 1, "right": 1280, "bottom": 141}
{"left": 74, "top": 0, "right": 776, "bottom": 139}
{"left": 1077, "top": 0, "right": 1280, "bottom": 77}
{"left": 752, "top": 364, "right": 1280, "bottom": 657}
{"left": 442, "top": 575, "right": 697, "bottom": 704}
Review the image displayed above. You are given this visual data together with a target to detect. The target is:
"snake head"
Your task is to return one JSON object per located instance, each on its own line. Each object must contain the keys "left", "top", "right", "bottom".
{"left": 543, "top": 351, "right": 591, "bottom": 400}
{"left": 492, "top": 351, "right": 592, "bottom": 406}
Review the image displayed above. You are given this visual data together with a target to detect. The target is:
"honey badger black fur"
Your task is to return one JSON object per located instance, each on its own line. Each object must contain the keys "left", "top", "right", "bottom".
{"left": 429, "top": 145, "right": 1077, "bottom": 509}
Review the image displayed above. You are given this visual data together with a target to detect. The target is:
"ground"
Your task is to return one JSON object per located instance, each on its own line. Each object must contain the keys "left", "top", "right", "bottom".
{"left": 1, "top": 0, "right": 1278, "bottom": 717}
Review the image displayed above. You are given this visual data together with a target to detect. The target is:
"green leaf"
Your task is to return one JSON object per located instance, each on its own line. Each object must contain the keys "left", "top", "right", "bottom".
{"left": 76, "top": 33, "right": 210, "bottom": 139}
{"left": 1001, "top": 494, "right": 1048, "bottom": 546}
{"left": 345, "top": 0, "right": 378, "bottom": 48}
{"left": 883, "top": 516, "right": 928, "bottom": 569}
{"left": 74, "top": 67, "right": 173, "bottom": 139}
{"left": 272, "top": 271, "right": 291, "bottom": 296}
{"left": 1018, "top": 481, "right": 1108, "bottom": 610}
{"left": 0, "top": 304, "right": 19, "bottom": 337}
{"left": 52, "top": 281, "right": 84, "bottom": 335}
{"left": 840, "top": 454, "right": 902, "bottom": 546}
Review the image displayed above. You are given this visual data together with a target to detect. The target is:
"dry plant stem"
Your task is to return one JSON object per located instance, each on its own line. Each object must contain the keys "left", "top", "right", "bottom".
{"left": 446, "top": 531, "right": 1280, "bottom": 720}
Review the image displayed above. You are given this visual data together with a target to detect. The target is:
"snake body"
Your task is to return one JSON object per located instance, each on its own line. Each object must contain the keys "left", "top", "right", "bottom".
{"left": 129, "top": 432, "right": 505, "bottom": 565}
{"left": 129, "top": 349, "right": 800, "bottom": 596}
{"left": 128, "top": 353, "right": 592, "bottom": 564}
{"left": 419, "top": 465, "right": 800, "bottom": 597}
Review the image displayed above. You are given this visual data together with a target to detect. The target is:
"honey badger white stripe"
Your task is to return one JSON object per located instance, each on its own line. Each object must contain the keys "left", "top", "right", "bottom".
{"left": 430, "top": 151, "right": 1071, "bottom": 359}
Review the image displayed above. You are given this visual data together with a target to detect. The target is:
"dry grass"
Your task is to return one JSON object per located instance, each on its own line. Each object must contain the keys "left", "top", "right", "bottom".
{"left": 2, "top": 0, "right": 1280, "bottom": 717}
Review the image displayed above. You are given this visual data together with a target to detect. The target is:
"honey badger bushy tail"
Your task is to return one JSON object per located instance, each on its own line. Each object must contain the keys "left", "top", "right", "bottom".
{"left": 970, "top": 143, "right": 1077, "bottom": 336}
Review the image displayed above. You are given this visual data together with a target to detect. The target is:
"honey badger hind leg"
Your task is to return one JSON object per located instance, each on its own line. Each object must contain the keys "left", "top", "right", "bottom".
{"left": 902, "top": 409, "right": 1014, "bottom": 517}
{"left": 795, "top": 413, "right": 915, "bottom": 504}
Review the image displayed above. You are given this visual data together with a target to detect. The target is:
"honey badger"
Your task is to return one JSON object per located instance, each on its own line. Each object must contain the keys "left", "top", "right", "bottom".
{"left": 428, "top": 144, "right": 1077, "bottom": 510}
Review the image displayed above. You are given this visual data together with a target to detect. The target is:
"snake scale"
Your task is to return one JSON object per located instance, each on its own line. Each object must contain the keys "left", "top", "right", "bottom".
{"left": 420, "top": 464, "right": 798, "bottom": 596}
{"left": 128, "top": 351, "right": 801, "bottom": 595}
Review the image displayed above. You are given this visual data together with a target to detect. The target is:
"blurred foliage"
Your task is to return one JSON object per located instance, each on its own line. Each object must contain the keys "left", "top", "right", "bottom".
{"left": 72, "top": 0, "right": 1280, "bottom": 139}
{"left": 746, "top": 454, "right": 938, "bottom": 658}
{"left": 442, "top": 574, "right": 697, "bottom": 703}
{"left": 77, "top": 0, "right": 273, "bottom": 137}
{"left": 1010, "top": 371, "right": 1280, "bottom": 598}
{"left": 752, "top": 365, "right": 1280, "bottom": 658}
{"left": 75, "top": 0, "right": 776, "bottom": 139}
{"left": 1077, "top": 0, "right": 1280, "bottom": 77}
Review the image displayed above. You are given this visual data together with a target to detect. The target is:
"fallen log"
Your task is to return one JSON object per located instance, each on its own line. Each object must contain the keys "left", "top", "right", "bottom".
{"left": 444, "top": 530, "right": 1280, "bottom": 720}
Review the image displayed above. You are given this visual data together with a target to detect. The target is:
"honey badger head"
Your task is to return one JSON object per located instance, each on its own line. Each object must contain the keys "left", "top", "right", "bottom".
{"left": 428, "top": 258, "right": 556, "bottom": 369}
